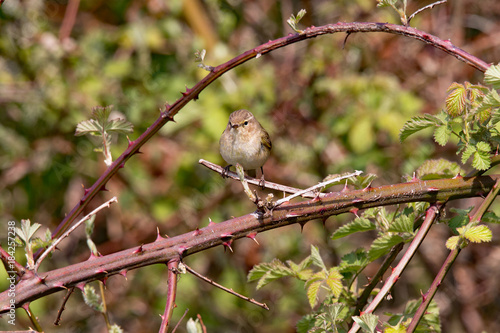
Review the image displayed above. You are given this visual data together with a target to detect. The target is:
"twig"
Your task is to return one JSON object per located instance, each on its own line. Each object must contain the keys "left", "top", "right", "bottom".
{"left": 407, "top": 0, "right": 447, "bottom": 25}
{"left": 34, "top": 196, "right": 118, "bottom": 272}
{"left": 407, "top": 178, "right": 500, "bottom": 332}
{"left": 184, "top": 263, "right": 269, "bottom": 310}
{"left": 352, "top": 242, "right": 404, "bottom": 319}
{"left": 58, "top": 0, "right": 80, "bottom": 41}
{"left": 199, "top": 159, "right": 318, "bottom": 197}
{"left": 348, "top": 203, "right": 442, "bottom": 333}
{"left": 24, "top": 303, "right": 43, "bottom": 332}
{"left": 197, "top": 313, "right": 207, "bottom": 333}
{"left": 54, "top": 287, "right": 75, "bottom": 325}
{"left": 171, "top": 308, "right": 189, "bottom": 333}
{"left": 274, "top": 171, "right": 363, "bottom": 206}
{"left": 159, "top": 259, "right": 180, "bottom": 333}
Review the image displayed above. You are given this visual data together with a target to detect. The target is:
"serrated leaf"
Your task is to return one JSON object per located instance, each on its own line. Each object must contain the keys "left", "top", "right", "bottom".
{"left": 339, "top": 249, "right": 369, "bottom": 274}
{"left": 377, "top": 0, "right": 397, "bottom": 7}
{"left": 445, "top": 82, "right": 467, "bottom": 116}
{"left": 463, "top": 225, "right": 492, "bottom": 243}
{"left": 353, "top": 313, "right": 378, "bottom": 333}
{"left": 247, "top": 259, "right": 294, "bottom": 289}
{"left": 445, "top": 236, "right": 460, "bottom": 250}
{"left": 416, "top": 159, "right": 464, "bottom": 180}
{"left": 326, "top": 268, "right": 343, "bottom": 297}
{"left": 296, "top": 314, "right": 317, "bottom": 333}
{"left": 400, "top": 114, "right": 442, "bottom": 142}
{"left": 368, "top": 234, "right": 405, "bottom": 260}
{"left": 106, "top": 118, "right": 134, "bottom": 134}
{"left": 388, "top": 214, "right": 414, "bottom": 234}
{"left": 485, "top": 64, "right": 500, "bottom": 89}
{"left": 310, "top": 245, "right": 327, "bottom": 271}
{"left": 332, "top": 218, "right": 375, "bottom": 240}
{"left": 433, "top": 125, "right": 451, "bottom": 146}
{"left": 75, "top": 119, "right": 103, "bottom": 136}
{"left": 460, "top": 144, "right": 476, "bottom": 164}
{"left": 472, "top": 149, "right": 491, "bottom": 170}
{"left": 482, "top": 211, "right": 500, "bottom": 224}
{"left": 306, "top": 280, "right": 322, "bottom": 308}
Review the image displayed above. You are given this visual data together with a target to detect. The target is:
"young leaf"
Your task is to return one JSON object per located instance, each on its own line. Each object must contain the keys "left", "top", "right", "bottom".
{"left": 462, "top": 225, "right": 492, "bottom": 243}
{"left": 247, "top": 259, "right": 295, "bottom": 289}
{"left": 310, "top": 245, "right": 327, "bottom": 271}
{"left": 388, "top": 214, "right": 414, "bottom": 234}
{"left": 433, "top": 125, "right": 451, "bottom": 146}
{"left": 377, "top": 0, "right": 398, "bottom": 7}
{"left": 399, "top": 114, "right": 442, "bottom": 142}
{"left": 83, "top": 284, "right": 104, "bottom": 312}
{"left": 472, "top": 145, "right": 491, "bottom": 170}
{"left": 326, "top": 268, "right": 343, "bottom": 297}
{"left": 482, "top": 211, "right": 500, "bottom": 224}
{"left": 331, "top": 217, "right": 375, "bottom": 240}
{"left": 445, "top": 235, "right": 460, "bottom": 250}
{"left": 306, "top": 280, "right": 322, "bottom": 308}
{"left": 445, "top": 82, "right": 467, "bottom": 116}
{"left": 353, "top": 313, "right": 379, "bottom": 333}
{"left": 368, "top": 234, "right": 406, "bottom": 260}
{"left": 484, "top": 63, "right": 500, "bottom": 89}
{"left": 339, "top": 249, "right": 369, "bottom": 274}
{"left": 415, "top": 159, "right": 464, "bottom": 180}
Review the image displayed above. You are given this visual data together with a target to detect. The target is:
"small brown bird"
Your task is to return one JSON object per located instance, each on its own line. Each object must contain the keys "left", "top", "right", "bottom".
{"left": 219, "top": 109, "right": 272, "bottom": 187}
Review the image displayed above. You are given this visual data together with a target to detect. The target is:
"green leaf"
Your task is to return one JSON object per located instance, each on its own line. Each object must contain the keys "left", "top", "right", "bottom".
{"left": 306, "top": 280, "right": 322, "bottom": 308}
{"left": 482, "top": 211, "right": 500, "bottom": 224}
{"left": 485, "top": 63, "right": 500, "bottom": 89}
{"left": 472, "top": 144, "right": 491, "bottom": 170}
{"left": 445, "top": 82, "right": 467, "bottom": 116}
{"left": 399, "top": 114, "right": 442, "bottom": 142}
{"left": 339, "top": 249, "right": 370, "bottom": 274}
{"left": 433, "top": 125, "right": 451, "bottom": 146}
{"left": 445, "top": 235, "right": 460, "bottom": 250}
{"left": 296, "top": 314, "right": 317, "bottom": 333}
{"left": 448, "top": 207, "right": 471, "bottom": 233}
{"left": 15, "top": 219, "right": 41, "bottom": 244}
{"left": 326, "top": 268, "right": 343, "bottom": 297}
{"left": 377, "top": 0, "right": 398, "bottom": 7}
{"left": 462, "top": 225, "right": 492, "bottom": 243}
{"left": 353, "top": 313, "right": 378, "bottom": 333}
{"left": 369, "top": 234, "right": 405, "bottom": 260}
{"left": 331, "top": 218, "right": 375, "bottom": 240}
{"left": 416, "top": 159, "right": 464, "bottom": 180}
{"left": 106, "top": 118, "right": 134, "bottom": 134}
{"left": 460, "top": 144, "right": 476, "bottom": 164}
{"left": 310, "top": 245, "right": 327, "bottom": 271}
{"left": 287, "top": 9, "right": 307, "bottom": 33}
{"left": 247, "top": 259, "right": 294, "bottom": 289}
{"left": 388, "top": 214, "right": 414, "bottom": 234}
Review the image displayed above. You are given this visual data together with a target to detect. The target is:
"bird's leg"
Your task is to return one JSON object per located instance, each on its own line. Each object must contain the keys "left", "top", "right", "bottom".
{"left": 259, "top": 166, "right": 266, "bottom": 189}
{"left": 222, "top": 165, "right": 232, "bottom": 178}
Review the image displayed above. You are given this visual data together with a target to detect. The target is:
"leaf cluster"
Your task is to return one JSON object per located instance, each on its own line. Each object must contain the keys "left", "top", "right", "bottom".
{"left": 401, "top": 67, "right": 500, "bottom": 170}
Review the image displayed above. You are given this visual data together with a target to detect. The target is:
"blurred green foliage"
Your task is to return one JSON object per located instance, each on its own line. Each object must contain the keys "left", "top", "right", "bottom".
{"left": 1, "top": 0, "right": 499, "bottom": 332}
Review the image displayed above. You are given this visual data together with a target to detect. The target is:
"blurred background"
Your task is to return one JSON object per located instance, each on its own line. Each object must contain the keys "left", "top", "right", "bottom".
{"left": 1, "top": 0, "right": 500, "bottom": 332}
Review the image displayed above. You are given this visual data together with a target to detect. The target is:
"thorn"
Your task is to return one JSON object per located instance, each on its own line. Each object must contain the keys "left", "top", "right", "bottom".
{"left": 246, "top": 232, "right": 259, "bottom": 245}
{"left": 193, "top": 228, "right": 202, "bottom": 236}
{"left": 36, "top": 274, "right": 48, "bottom": 285}
{"left": 76, "top": 282, "right": 86, "bottom": 291}
{"left": 95, "top": 268, "right": 108, "bottom": 275}
{"left": 133, "top": 244, "right": 144, "bottom": 254}
{"left": 286, "top": 212, "right": 300, "bottom": 218}
{"left": 99, "top": 185, "right": 108, "bottom": 192}
{"left": 299, "top": 221, "right": 306, "bottom": 232}
{"left": 453, "top": 173, "right": 463, "bottom": 179}
{"left": 427, "top": 187, "right": 439, "bottom": 192}
{"left": 155, "top": 227, "right": 164, "bottom": 242}
{"left": 362, "top": 184, "right": 372, "bottom": 192}
{"left": 221, "top": 233, "right": 233, "bottom": 238}
{"left": 312, "top": 192, "right": 322, "bottom": 202}
{"left": 88, "top": 252, "right": 98, "bottom": 260}
{"left": 164, "top": 102, "right": 171, "bottom": 111}
{"left": 53, "top": 281, "right": 67, "bottom": 289}
{"left": 321, "top": 217, "right": 328, "bottom": 227}
{"left": 127, "top": 136, "right": 134, "bottom": 146}
{"left": 177, "top": 246, "right": 188, "bottom": 256}
{"left": 161, "top": 111, "right": 175, "bottom": 121}
{"left": 208, "top": 218, "right": 216, "bottom": 226}
{"left": 21, "top": 302, "right": 30, "bottom": 311}
{"left": 119, "top": 162, "right": 125, "bottom": 169}
{"left": 222, "top": 240, "right": 233, "bottom": 252}
{"left": 341, "top": 181, "right": 349, "bottom": 192}
{"left": 119, "top": 270, "right": 128, "bottom": 280}
{"left": 420, "top": 289, "right": 427, "bottom": 301}
{"left": 101, "top": 277, "right": 108, "bottom": 286}
{"left": 410, "top": 172, "right": 419, "bottom": 182}
{"left": 350, "top": 208, "right": 359, "bottom": 217}
{"left": 83, "top": 188, "right": 90, "bottom": 196}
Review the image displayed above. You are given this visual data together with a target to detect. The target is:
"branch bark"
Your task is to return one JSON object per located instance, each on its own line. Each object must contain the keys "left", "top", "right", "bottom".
{"left": 2, "top": 174, "right": 498, "bottom": 313}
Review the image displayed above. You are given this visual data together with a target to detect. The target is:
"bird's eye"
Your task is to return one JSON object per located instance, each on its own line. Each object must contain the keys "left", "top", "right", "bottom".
{"left": 244, "top": 121, "right": 248, "bottom": 126}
